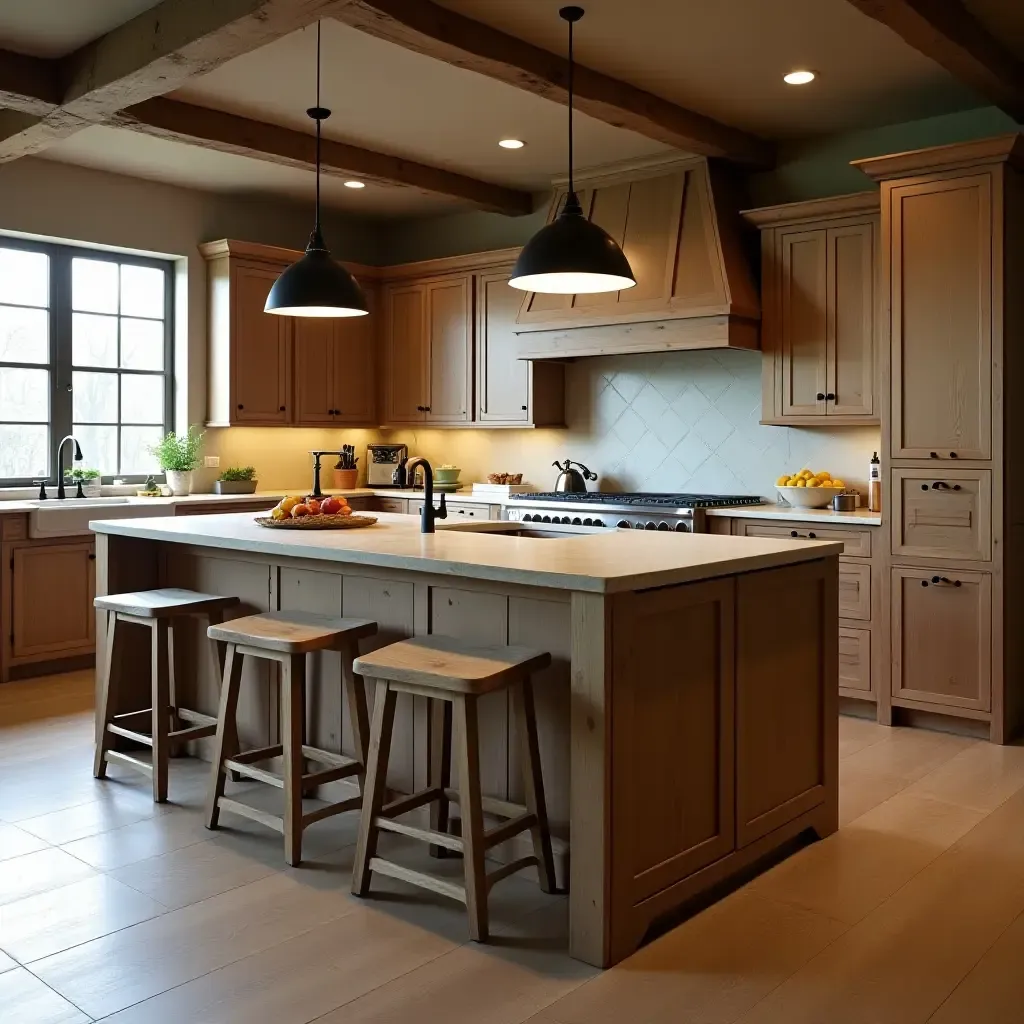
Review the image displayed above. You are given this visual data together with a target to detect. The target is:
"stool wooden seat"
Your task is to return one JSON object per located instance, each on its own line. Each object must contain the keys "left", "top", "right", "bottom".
{"left": 205, "top": 611, "right": 377, "bottom": 866}
{"left": 94, "top": 588, "right": 240, "bottom": 803}
{"left": 350, "top": 635, "right": 556, "bottom": 942}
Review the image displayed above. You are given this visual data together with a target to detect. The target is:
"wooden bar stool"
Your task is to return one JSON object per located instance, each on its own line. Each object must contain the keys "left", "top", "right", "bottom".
{"left": 205, "top": 610, "right": 377, "bottom": 866}
{"left": 351, "top": 635, "right": 556, "bottom": 942}
{"left": 93, "top": 588, "right": 240, "bottom": 803}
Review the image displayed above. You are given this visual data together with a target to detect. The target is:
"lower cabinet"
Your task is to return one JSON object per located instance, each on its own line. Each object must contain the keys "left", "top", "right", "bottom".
{"left": 409, "top": 500, "right": 493, "bottom": 520}
{"left": 839, "top": 627, "right": 872, "bottom": 693}
{"left": 2, "top": 539, "right": 96, "bottom": 677}
{"left": 890, "top": 566, "right": 991, "bottom": 712}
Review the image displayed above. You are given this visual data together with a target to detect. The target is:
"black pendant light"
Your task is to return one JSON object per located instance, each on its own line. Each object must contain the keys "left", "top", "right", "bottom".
{"left": 266, "top": 22, "right": 368, "bottom": 318}
{"left": 508, "top": 6, "right": 635, "bottom": 295}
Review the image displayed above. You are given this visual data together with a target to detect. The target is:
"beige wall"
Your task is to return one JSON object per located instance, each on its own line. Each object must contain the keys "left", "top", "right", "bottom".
{"left": 0, "top": 156, "right": 384, "bottom": 490}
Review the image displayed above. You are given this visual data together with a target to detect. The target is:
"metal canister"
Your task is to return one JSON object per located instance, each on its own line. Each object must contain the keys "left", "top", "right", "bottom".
{"left": 832, "top": 493, "right": 857, "bottom": 512}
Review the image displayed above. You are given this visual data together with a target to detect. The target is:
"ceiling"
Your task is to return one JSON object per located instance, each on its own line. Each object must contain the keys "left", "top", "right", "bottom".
{"left": 3, "top": 0, "right": 996, "bottom": 218}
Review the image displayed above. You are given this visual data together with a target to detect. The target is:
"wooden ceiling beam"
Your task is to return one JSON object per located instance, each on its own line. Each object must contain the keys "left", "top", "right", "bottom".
{"left": 114, "top": 97, "right": 534, "bottom": 215}
{"left": 330, "top": 0, "right": 773, "bottom": 168}
{"left": 842, "top": 0, "right": 1024, "bottom": 122}
{"left": 0, "top": 0, "right": 342, "bottom": 160}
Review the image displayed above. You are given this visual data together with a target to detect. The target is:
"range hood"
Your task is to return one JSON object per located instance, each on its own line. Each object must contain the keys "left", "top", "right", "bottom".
{"left": 514, "top": 155, "right": 760, "bottom": 359}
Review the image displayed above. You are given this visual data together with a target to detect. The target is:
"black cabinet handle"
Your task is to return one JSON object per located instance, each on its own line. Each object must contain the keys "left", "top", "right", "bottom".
{"left": 808, "top": 531, "right": 816, "bottom": 538}
{"left": 921, "top": 484, "right": 929, "bottom": 491}
{"left": 825, "top": 393, "right": 836, "bottom": 401}
{"left": 279, "top": 405, "right": 286, "bottom": 412}
{"left": 416, "top": 405, "right": 424, "bottom": 412}
{"left": 521, "top": 405, "right": 528, "bottom": 411}
{"left": 237, "top": 404, "right": 244, "bottom": 410}
{"left": 921, "top": 580, "right": 929, "bottom": 587}
{"left": 791, "top": 530, "right": 799, "bottom": 537}
{"left": 816, "top": 392, "right": 825, "bottom": 401}
{"left": 87, "top": 553, "right": 96, "bottom": 561}
{"left": 931, "top": 482, "right": 961, "bottom": 491}
{"left": 931, "top": 575, "right": 962, "bottom": 587}
{"left": 930, "top": 451, "right": 938, "bottom": 458}
{"left": 949, "top": 452, "right": 958, "bottom": 458}
{"left": 425, "top": 406, "right": 431, "bottom": 412}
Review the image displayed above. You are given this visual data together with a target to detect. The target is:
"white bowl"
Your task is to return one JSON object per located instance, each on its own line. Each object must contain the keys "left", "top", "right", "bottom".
{"left": 777, "top": 485, "right": 844, "bottom": 509}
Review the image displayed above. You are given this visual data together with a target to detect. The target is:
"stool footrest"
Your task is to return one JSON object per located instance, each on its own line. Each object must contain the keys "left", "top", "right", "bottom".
{"left": 113, "top": 708, "right": 152, "bottom": 723}
{"left": 302, "top": 762, "right": 361, "bottom": 788}
{"left": 442, "top": 788, "right": 528, "bottom": 821}
{"left": 483, "top": 812, "right": 537, "bottom": 851}
{"left": 176, "top": 708, "right": 218, "bottom": 727}
{"left": 105, "top": 749, "right": 153, "bottom": 774}
{"left": 375, "top": 816, "right": 464, "bottom": 853}
{"left": 302, "top": 795, "right": 362, "bottom": 827}
{"left": 215, "top": 797, "right": 285, "bottom": 833}
{"left": 107, "top": 724, "right": 153, "bottom": 747}
{"left": 300, "top": 745, "right": 355, "bottom": 769}
{"left": 231, "top": 744, "right": 283, "bottom": 764}
{"left": 382, "top": 787, "right": 442, "bottom": 819}
{"left": 369, "top": 857, "right": 467, "bottom": 904}
{"left": 224, "top": 759, "right": 284, "bottom": 789}
{"left": 486, "top": 855, "right": 538, "bottom": 892}
{"left": 169, "top": 723, "right": 217, "bottom": 743}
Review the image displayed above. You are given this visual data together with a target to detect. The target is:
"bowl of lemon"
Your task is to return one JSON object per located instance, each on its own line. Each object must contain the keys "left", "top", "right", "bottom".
{"left": 776, "top": 469, "right": 847, "bottom": 508}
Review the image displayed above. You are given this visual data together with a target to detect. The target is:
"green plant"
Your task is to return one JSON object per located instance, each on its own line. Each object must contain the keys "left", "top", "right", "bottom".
{"left": 65, "top": 466, "right": 100, "bottom": 481}
{"left": 219, "top": 466, "right": 256, "bottom": 482}
{"left": 149, "top": 426, "right": 204, "bottom": 472}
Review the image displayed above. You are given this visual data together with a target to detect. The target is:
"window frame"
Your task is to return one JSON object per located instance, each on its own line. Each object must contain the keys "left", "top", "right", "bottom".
{"left": 0, "top": 236, "right": 174, "bottom": 487}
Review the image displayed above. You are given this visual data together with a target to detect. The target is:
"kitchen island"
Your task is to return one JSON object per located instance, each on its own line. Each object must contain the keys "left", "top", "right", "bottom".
{"left": 91, "top": 511, "right": 840, "bottom": 967}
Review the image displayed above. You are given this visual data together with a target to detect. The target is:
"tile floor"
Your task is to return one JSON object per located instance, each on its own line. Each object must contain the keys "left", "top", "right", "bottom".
{"left": 2, "top": 670, "right": 1024, "bottom": 1022}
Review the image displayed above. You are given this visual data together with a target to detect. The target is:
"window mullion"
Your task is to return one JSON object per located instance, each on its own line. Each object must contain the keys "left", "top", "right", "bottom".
{"left": 51, "top": 248, "right": 72, "bottom": 477}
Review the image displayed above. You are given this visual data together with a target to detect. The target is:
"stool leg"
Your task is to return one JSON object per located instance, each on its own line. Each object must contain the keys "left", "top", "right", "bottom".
{"left": 205, "top": 643, "right": 243, "bottom": 830}
{"left": 93, "top": 612, "right": 120, "bottom": 779}
{"left": 343, "top": 646, "right": 370, "bottom": 790}
{"left": 208, "top": 609, "right": 241, "bottom": 781}
{"left": 351, "top": 680, "right": 397, "bottom": 897}
{"left": 454, "top": 693, "right": 488, "bottom": 942}
{"left": 281, "top": 653, "right": 306, "bottom": 867}
{"left": 151, "top": 620, "right": 171, "bottom": 803}
{"left": 428, "top": 698, "right": 453, "bottom": 858}
{"left": 513, "top": 676, "right": 557, "bottom": 893}
{"left": 166, "top": 618, "right": 182, "bottom": 758}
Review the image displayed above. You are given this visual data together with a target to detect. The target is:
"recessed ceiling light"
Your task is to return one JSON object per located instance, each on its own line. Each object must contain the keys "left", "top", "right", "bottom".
{"left": 498, "top": 138, "right": 526, "bottom": 149}
{"left": 784, "top": 70, "right": 816, "bottom": 85}
{"left": 343, "top": 180, "right": 365, "bottom": 189}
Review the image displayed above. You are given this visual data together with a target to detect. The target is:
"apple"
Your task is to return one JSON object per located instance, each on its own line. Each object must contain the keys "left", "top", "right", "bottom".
{"left": 320, "top": 497, "right": 343, "bottom": 515}
{"left": 307, "top": 499, "right": 322, "bottom": 515}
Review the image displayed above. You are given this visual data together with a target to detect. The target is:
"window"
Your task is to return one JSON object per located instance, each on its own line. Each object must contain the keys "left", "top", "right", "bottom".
{"left": 0, "top": 239, "right": 173, "bottom": 484}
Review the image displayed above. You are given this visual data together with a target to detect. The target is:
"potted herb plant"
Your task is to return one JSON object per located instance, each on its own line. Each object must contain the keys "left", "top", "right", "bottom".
{"left": 66, "top": 466, "right": 101, "bottom": 498}
{"left": 214, "top": 466, "right": 258, "bottom": 495}
{"left": 149, "top": 426, "right": 203, "bottom": 496}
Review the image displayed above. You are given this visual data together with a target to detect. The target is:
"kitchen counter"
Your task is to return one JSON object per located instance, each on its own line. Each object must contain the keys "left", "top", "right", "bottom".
{"left": 706, "top": 503, "right": 882, "bottom": 526}
{"left": 94, "top": 509, "right": 838, "bottom": 968}
{"left": 90, "top": 510, "right": 842, "bottom": 595}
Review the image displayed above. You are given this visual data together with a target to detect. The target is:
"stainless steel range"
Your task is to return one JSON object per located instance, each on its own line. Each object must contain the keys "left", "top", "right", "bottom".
{"left": 502, "top": 492, "right": 763, "bottom": 532}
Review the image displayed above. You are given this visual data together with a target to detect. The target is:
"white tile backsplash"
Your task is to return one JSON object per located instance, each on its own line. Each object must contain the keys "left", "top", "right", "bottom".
{"left": 388, "top": 349, "right": 881, "bottom": 499}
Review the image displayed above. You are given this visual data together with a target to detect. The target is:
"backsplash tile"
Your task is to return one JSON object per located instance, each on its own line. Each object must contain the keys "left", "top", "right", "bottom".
{"left": 388, "top": 348, "right": 880, "bottom": 499}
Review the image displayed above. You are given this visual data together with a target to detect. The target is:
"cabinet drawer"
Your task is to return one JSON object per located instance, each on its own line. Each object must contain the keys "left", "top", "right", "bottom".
{"left": 735, "top": 520, "right": 872, "bottom": 558}
{"left": 839, "top": 562, "right": 871, "bottom": 621}
{"left": 891, "top": 468, "right": 991, "bottom": 562}
{"left": 409, "top": 500, "right": 490, "bottom": 520}
{"left": 891, "top": 566, "right": 991, "bottom": 712}
{"left": 373, "top": 497, "right": 409, "bottom": 514}
{"left": 1, "top": 514, "right": 27, "bottom": 540}
{"left": 838, "top": 627, "right": 871, "bottom": 693}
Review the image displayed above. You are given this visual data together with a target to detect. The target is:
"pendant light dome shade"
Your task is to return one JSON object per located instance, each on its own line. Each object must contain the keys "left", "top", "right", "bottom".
{"left": 508, "top": 193, "right": 635, "bottom": 294}
{"left": 265, "top": 22, "right": 368, "bottom": 318}
{"left": 265, "top": 228, "right": 369, "bottom": 317}
{"left": 507, "top": 6, "right": 635, "bottom": 296}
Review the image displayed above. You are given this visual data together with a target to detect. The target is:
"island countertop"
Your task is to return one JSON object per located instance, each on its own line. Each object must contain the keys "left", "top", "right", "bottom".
{"left": 90, "top": 510, "right": 843, "bottom": 594}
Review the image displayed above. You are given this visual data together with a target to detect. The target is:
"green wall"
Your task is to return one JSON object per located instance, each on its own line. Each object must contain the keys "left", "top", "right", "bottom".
{"left": 381, "top": 106, "right": 1020, "bottom": 263}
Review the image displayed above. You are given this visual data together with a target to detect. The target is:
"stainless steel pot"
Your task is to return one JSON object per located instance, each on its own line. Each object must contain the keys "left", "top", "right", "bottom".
{"left": 552, "top": 460, "right": 597, "bottom": 493}
{"left": 832, "top": 493, "right": 858, "bottom": 512}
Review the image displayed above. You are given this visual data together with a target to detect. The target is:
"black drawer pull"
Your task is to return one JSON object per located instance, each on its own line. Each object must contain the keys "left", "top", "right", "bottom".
{"left": 931, "top": 575, "right": 962, "bottom": 587}
{"left": 237, "top": 404, "right": 244, "bottom": 410}
{"left": 921, "top": 484, "right": 929, "bottom": 491}
{"left": 949, "top": 452, "right": 958, "bottom": 458}
{"left": 825, "top": 393, "right": 835, "bottom": 401}
{"left": 816, "top": 392, "right": 825, "bottom": 401}
{"left": 931, "top": 482, "right": 961, "bottom": 491}
{"left": 279, "top": 405, "right": 286, "bottom": 412}
{"left": 808, "top": 531, "right": 816, "bottom": 539}
{"left": 930, "top": 451, "right": 938, "bottom": 458}
{"left": 790, "top": 530, "right": 799, "bottom": 537}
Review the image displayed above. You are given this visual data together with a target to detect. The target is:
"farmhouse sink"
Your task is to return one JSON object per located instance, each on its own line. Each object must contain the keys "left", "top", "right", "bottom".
{"left": 28, "top": 498, "right": 171, "bottom": 539}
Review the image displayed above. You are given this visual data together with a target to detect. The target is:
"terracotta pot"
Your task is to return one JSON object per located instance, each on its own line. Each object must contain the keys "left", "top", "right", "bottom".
{"left": 333, "top": 468, "right": 358, "bottom": 490}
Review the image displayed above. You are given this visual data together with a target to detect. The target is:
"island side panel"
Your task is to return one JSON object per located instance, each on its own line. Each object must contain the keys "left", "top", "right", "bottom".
{"left": 736, "top": 558, "right": 839, "bottom": 845}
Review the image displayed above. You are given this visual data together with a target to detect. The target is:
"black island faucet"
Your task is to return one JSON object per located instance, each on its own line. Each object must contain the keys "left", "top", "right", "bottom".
{"left": 394, "top": 457, "right": 447, "bottom": 534}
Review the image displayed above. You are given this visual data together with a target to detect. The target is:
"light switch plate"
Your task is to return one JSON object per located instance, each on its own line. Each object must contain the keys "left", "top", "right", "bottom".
{"left": 203, "top": 456, "right": 220, "bottom": 469}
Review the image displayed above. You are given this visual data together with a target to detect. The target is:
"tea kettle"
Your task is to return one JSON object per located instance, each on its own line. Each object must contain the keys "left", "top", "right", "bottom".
{"left": 552, "top": 459, "right": 597, "bottom": 493}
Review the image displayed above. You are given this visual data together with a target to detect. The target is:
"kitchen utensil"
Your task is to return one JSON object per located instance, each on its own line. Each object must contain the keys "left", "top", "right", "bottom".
{"left": 255, "top": 514, "right": 377, "bottom": 530}
{"left": 553, "top": 460, "right": 597, "bottom": 493}
{"left": 832, "top": 493, "right": 858, "bottom": 512}
{"left": 367, "top": 443, "right": 408, "bottom": 487}
{"left": 777, "top": 485, "right": 844, "bottom": 508}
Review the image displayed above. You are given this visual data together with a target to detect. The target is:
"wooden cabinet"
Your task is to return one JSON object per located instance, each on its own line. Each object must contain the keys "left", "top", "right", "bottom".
{"left": 891, "top": 468, "right": 992, "bottom": 562}
{"left": 891, "top": 567, "right": 991, "bottom": 712}
{"left": 476, "top": 268, "right": 564, "bottom": 427}
{"left": 838, "top": 562, "right": 871, "bottom": 621}
{"left": 2, "top": 536, "right": 96, "bottom": 679}
{"left": 408, "top": 500, "right": 493, "bottom": 520}
{"left": 839, "top": 627, "right": 872, "bottom": 694}
{"left": 201, "top": 239, "right": 377, "bottom": 428}
{"left": 732, "top": 519, "right": 873, "bottom": 558}
{"left": 745, "top": 194, "right": 878, "bottom": 426}
{"left": 371, "top": 497, "right": 409, "bottom": 514}
{"left": 887, "top": 174, "right": 992, "bottom": 460}
{"left": 384, "top": 283, "right": 427, "bottom": 424}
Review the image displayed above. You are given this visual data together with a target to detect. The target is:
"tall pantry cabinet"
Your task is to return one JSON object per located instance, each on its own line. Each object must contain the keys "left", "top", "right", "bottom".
{"left": 856, "top": 135, "right": 1024, "bottom": 742}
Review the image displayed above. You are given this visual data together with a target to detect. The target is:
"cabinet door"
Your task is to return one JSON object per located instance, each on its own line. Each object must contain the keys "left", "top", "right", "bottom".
{"left": 477, "top": 269, "right": 529, "bottom": 423}
{"left": 384, "top": 284, "right": 426, "bottom": 423}
{"left": 838, "top": 627, "right": 872, "bottom": 694}
{"left": 838, "top": 562, "right": 871, "bottom": 621}
{"left": 231, "top": 263, "right": 291, "bottom": 424}
{"left": 891, "top": 468, "right": 992, "bottom": 562}
{"left": 333, "top": 287, "right": 376, "bottom": 424}
{"left": 425, "top": 277, "right": 472, "bottom": 423}
{"left": 828, "top": 222, "right": 875, "bottom": 418}
{"left": 889, "top": 174, "right": 992, "bottom": 459}
{"left": 11, "top": 543, "right": 95, "bottom": 660}
{"left": 779, "top": 229, "right": 828, "bottom": 417}
{"left": 891, "top": 567, "right": 991, "bottom": 712}
{"left": 293, "top": 318, "right": 335, "bottom": 425}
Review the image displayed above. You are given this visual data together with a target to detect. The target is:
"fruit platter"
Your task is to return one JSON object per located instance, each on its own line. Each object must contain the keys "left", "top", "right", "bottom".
{"left": 255, "top": 495, "right": 377, "bottom": 530}
{"left": 775, "top": 469, "right": 847, "bottom": 509}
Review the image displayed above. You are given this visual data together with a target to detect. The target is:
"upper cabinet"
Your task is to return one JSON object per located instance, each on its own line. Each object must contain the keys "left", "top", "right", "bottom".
{"left": 202, "top": 240, "right": 377, "bottom": 428}
{"left": 514, "top": 157, "right": 760, "bottom": 359}
{"left": 381, "top": 261, "right": 563, "bottom": 429}
{"left": 744, "top": 194, "right": 879, "bottom": 427}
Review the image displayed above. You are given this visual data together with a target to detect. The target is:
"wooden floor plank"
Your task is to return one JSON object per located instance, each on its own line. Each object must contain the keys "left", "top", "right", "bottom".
{"left": 0, "top": 967, "right": 89, "bottom": 1024}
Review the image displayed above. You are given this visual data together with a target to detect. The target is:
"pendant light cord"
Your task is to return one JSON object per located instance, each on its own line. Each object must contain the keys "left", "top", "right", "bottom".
{"left": 314, "top": 20, "right": 322, "bottom": 239}
{"left": 567, "top": 15, "right": 574, "bottom": 198}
